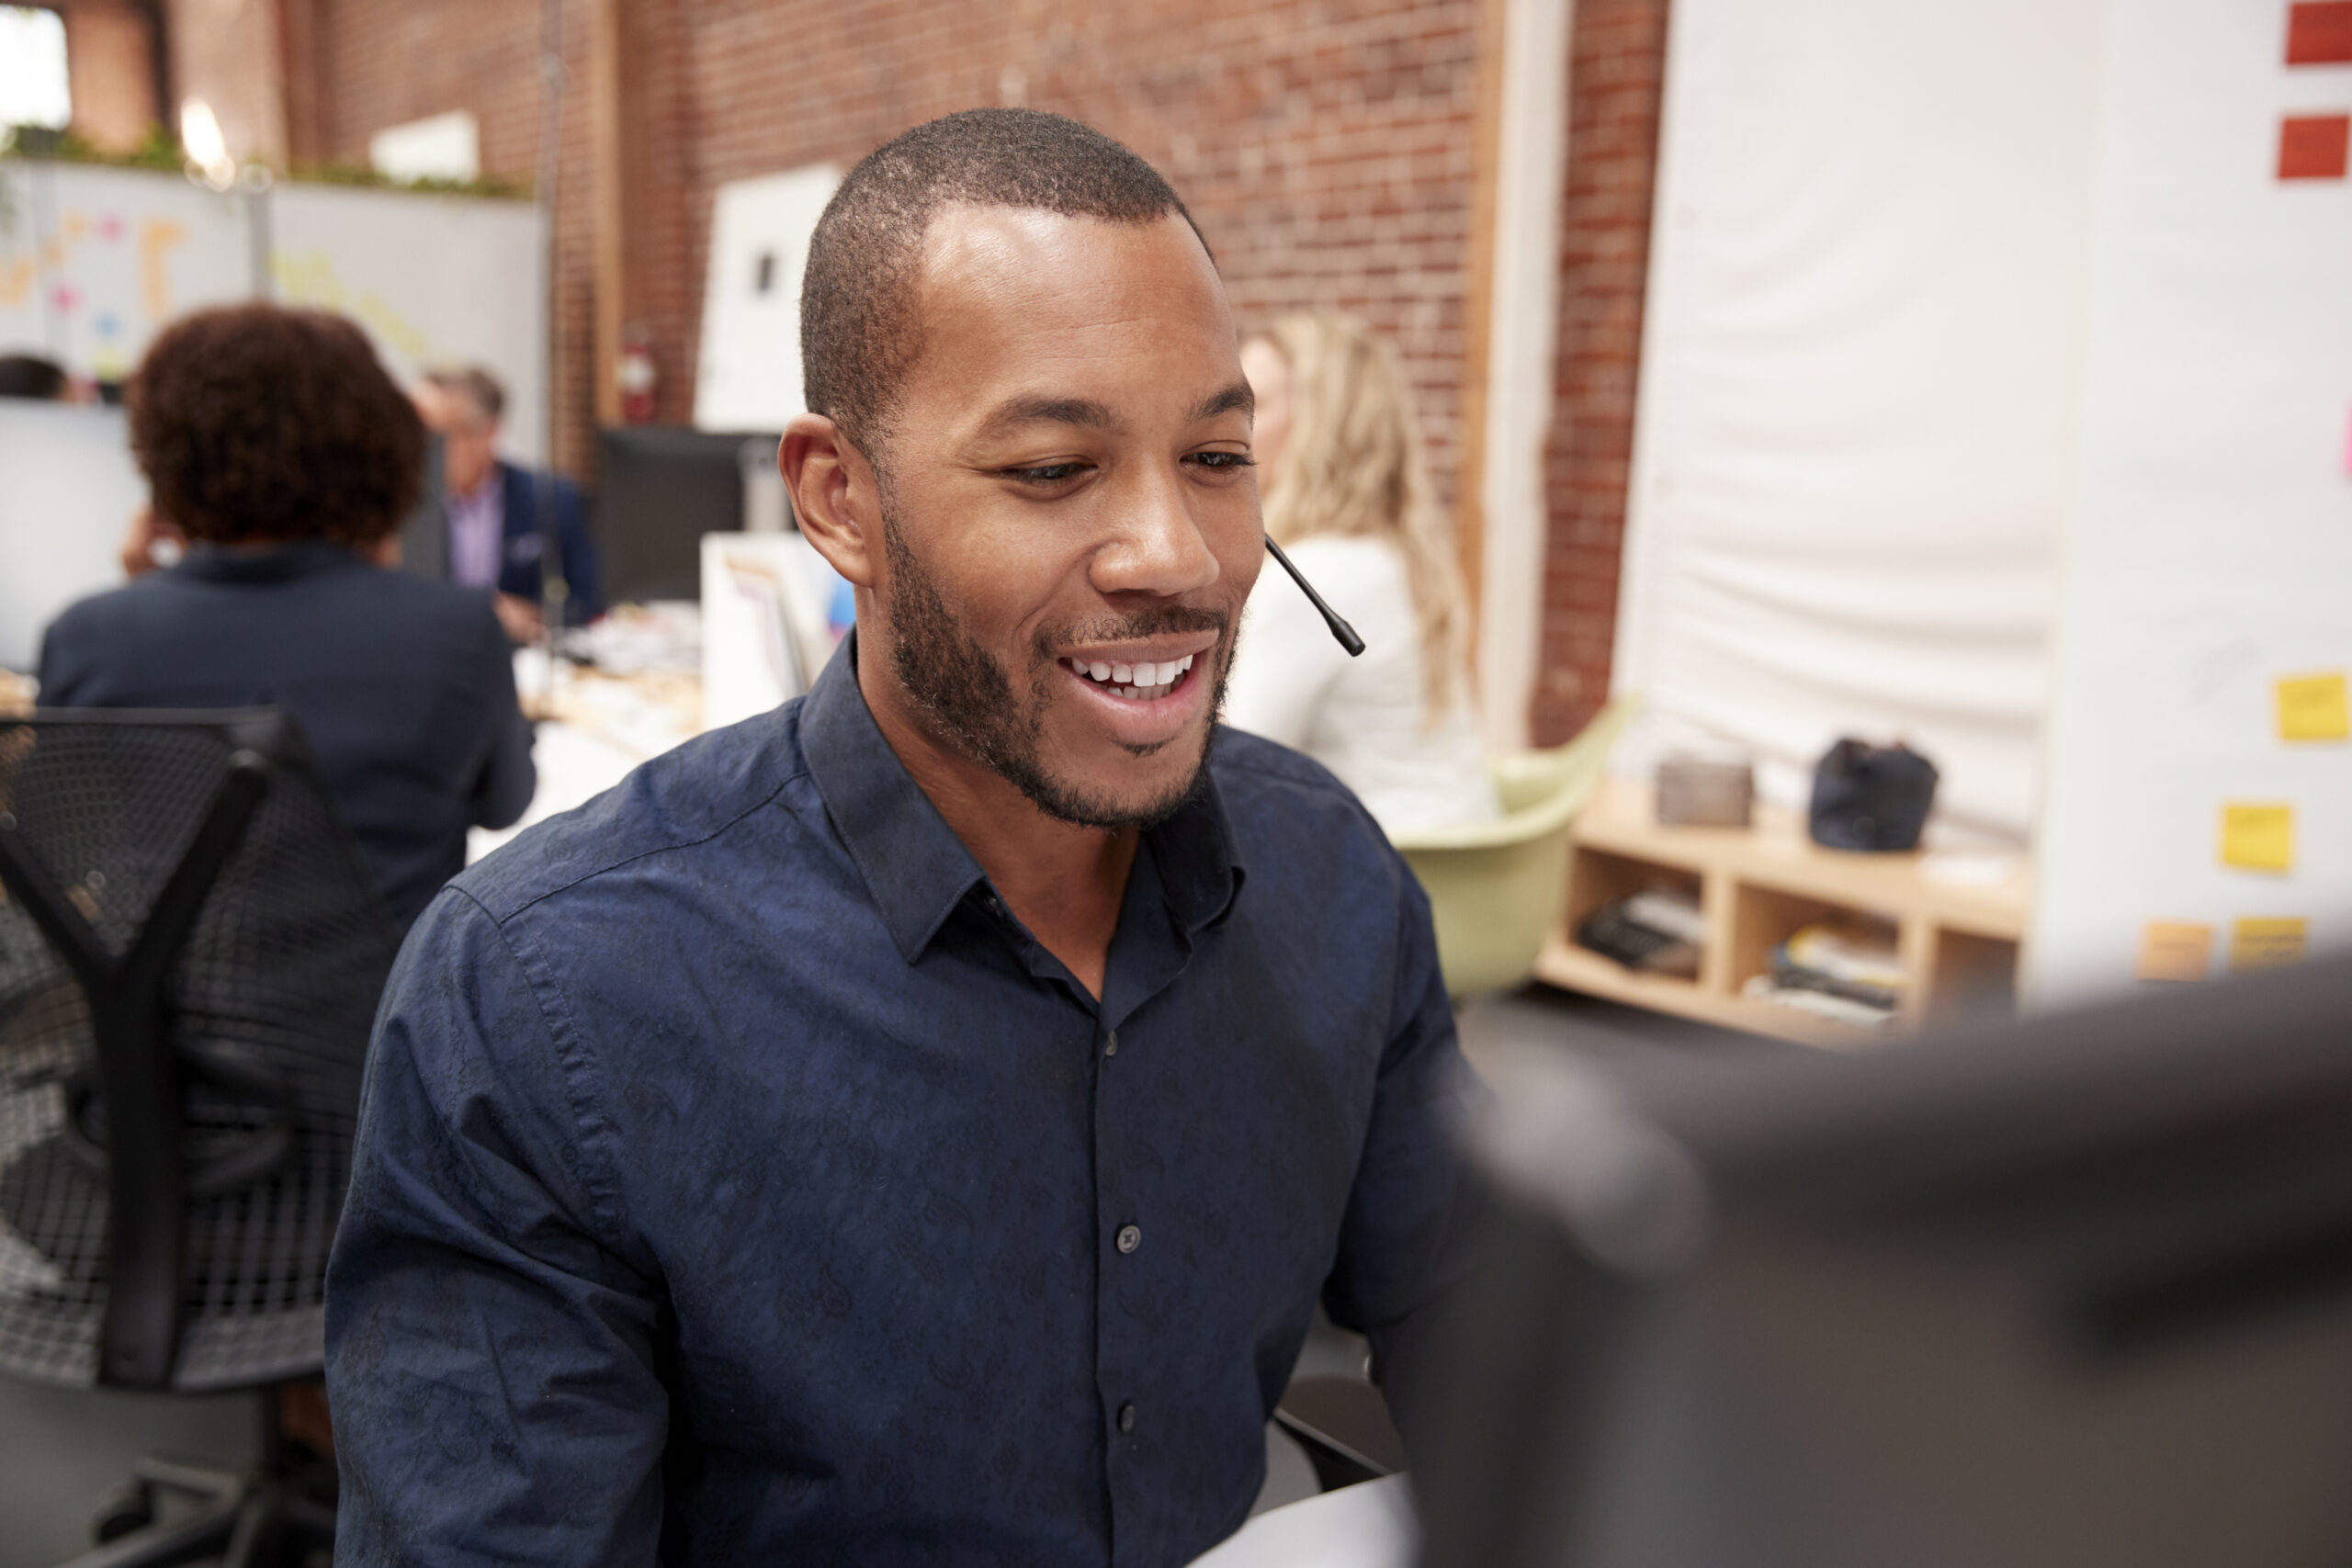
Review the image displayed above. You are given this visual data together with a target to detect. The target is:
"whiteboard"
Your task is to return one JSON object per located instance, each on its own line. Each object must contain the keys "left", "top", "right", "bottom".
{"left": 2028, "top": 0, "right": 2352, "bottom": 1006}
{"left": 0, "top": 162, "right": 254, "bottom": 381}
{"left": 695, "top": 165, "right": 840, "bottom": 432}
{"left": 0, "top": 401, "right": 145, "bottom": 674}
{"left": 0, "top": 164, "right": 548, "bottom": 460}
{"left": 271, "top": 184, "right": 550, "bottom": 462}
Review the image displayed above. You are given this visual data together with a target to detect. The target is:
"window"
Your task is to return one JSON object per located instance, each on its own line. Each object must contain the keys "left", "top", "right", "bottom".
{"left": 0, "top": 6, "right": 71, "bottom": 132}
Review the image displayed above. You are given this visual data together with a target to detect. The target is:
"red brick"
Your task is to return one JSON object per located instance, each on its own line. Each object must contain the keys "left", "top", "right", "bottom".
{"left": 1534, "top": 0, "right": 1668, "bottom": 745}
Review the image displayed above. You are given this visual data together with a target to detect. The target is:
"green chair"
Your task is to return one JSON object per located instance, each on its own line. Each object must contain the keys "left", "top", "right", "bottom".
{"left": 1390, "top": 694, "right": 1640, "bottom": 999}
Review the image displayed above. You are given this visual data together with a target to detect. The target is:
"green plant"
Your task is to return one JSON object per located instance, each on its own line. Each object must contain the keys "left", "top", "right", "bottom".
{"left": 0, "top": 126, "right": 531, "bottom": 200}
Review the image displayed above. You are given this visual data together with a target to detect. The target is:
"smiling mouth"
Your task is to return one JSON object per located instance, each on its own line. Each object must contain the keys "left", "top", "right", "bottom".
{"left": 1061, "top": 653, "right": 1198, "bottom": 703}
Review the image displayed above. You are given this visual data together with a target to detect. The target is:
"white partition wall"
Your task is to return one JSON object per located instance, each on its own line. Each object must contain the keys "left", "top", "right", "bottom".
{"left": 0, "top": 163, "right": 254, "bottom": 381}
{"left": 0, "top": 164, "right": 547, "bottom": 458}
{"left": 270, "top": 183, "right": 550, "bottom": 463}
{"left": 1614, "top": 0, "right": 2352, "bottom": 1003}
{"left": 0, "top": 402, "right": 144, "bottom": 672}
{"left": 2030, "top": 0, "right": 2352, "bottom": 1005}
{"left": 1611, "top": 0, "right": 2106, "bottom": 844}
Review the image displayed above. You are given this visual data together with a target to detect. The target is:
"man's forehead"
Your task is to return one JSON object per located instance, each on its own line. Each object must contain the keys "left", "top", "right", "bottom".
{"left": 905, "top": 206, "right": 1238, "bottom": 419}
{"left": 968, "top": 382, "right": 1254, "bottom": 444}
{"left": 418, "top": 383, "right": 489, "bottom": 426}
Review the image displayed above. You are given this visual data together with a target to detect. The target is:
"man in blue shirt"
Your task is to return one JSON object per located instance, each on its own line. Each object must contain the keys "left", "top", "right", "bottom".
{"left": 326, "top": 108, "right": 1481, "bottom": 1565}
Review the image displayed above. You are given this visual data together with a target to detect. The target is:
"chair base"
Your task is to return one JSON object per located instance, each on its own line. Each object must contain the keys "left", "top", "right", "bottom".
{"left": 54, "top": 1387, "right": 334, "bottom": 1568}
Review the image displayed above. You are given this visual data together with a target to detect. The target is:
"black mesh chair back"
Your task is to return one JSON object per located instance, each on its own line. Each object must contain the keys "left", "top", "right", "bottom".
{"left": 0, "top": 708, "right": 400, "bottom": 1394}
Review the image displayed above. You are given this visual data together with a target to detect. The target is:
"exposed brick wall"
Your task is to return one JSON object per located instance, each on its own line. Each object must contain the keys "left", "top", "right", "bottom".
{"left": 284, "top": 0, "right": 1668, "bottom": 747}
{"left": 56, "top": 0, "right": 162, "bottom": 152}
{"left": 167, "top": 0, "right": 289, "bottom": 159}
{"left": 1531, "top": 0, "right": 1670, "bottom": 745}
{"left": 305, "top": 0, "right": 1485, "bottom": 502}
{"left": 309, "top": 0, "right": 604, "bottom": 471}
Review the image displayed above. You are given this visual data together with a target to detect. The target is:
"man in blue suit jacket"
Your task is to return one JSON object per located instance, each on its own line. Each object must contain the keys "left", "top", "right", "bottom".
{"left": 413, "top": 365, "right": 600, "bottom": 639}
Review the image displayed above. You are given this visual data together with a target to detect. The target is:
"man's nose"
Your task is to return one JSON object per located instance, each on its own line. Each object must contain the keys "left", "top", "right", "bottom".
{"left": 1092, "top": 464, "right": 1221, "bottom": 598}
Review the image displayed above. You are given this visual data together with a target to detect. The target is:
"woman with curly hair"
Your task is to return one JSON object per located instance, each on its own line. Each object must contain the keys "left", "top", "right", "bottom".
{"left": 1224, "top": 311, "right": 1498, "bottom": 832}
{"left": 37, "top": 303, "right": 534, "bottom": 928}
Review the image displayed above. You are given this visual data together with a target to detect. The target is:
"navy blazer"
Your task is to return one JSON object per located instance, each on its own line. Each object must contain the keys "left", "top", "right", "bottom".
{"left": 492, "top": 461, "right": 601, "bottom": 619}
{"left": 38, "top": 542, "right": 536, "bottom": 928}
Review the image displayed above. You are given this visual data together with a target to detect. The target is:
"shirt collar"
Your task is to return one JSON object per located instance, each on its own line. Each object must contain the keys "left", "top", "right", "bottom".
{"left": 798, "top": 635, "right": 1246, "bottom": 965}
{"left": 170, "top": 539, "right": 371, "bottom": 584}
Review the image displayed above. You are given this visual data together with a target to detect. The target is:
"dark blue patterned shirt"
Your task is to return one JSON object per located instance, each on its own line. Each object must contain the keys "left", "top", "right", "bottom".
{"left": 325, "top": 643, "right": 1479, "bottom": 1567}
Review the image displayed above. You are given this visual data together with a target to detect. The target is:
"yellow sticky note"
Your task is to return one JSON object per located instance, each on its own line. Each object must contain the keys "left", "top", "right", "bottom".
{"left": 2221, "top": 803, "right": 2295, "bottom": 873}
{"left": 2136, "top": 921, "right": 2213, "bottom": 982}
{"left": 2230, "top": 917, "right": 2309, "bottom": 972}
{"left": 2277, "top": 672, "right": 2350, "bottom": 742}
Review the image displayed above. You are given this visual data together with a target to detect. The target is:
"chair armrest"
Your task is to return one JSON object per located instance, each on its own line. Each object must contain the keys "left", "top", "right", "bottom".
{"left": 1273, "top": 1375, "right": 1407, "bottom": 1492}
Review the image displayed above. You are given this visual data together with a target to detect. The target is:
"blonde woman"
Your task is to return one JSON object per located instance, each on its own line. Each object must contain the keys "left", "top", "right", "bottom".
{"left": 1226, "top": 312, "right": 1500, "bottom": 832}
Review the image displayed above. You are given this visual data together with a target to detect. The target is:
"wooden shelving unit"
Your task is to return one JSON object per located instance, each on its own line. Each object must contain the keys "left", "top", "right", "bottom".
{"left": 1535, "top": 777, "right": 2032, "bottom": 1049}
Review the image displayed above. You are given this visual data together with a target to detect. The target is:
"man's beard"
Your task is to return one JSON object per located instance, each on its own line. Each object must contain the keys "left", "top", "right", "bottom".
{"left": 878, "top": 501, "right": 1229, "bottom": 830}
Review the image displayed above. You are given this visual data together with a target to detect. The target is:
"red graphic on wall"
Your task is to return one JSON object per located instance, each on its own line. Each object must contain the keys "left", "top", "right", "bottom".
{"left": 2287, "top": 2, "right": 2352, "bottom": 65}
{"left": 2278, "top": 114, "right": 2351, "bottom": 179}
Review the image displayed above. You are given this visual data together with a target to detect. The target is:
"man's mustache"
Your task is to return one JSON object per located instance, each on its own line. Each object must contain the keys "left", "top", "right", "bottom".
{"left": 1035, "top": 604, "right": 1230, "bottom": 656}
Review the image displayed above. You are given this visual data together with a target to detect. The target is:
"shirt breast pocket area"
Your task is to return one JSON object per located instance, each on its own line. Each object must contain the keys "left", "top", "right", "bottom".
{"left": 504, "top": 534, "right": 544, "bottom": 562}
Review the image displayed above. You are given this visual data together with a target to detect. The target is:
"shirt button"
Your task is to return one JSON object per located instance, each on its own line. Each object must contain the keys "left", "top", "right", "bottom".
{"left": 1118, "top": 1402, "right": 1136, "bottom": 1433}
{"left": 1102, "top": 1030, "right": 1119, "bottom": 1058}
{"left": 1115, "top": 1224, "right": 1141, "bottom": 1255}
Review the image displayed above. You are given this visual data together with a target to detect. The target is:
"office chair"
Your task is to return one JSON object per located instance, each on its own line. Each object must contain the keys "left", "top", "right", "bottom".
{"left": 0, "top": 708, "right": 401, "bottom": 1567}
{"left": 1389, "top": 695, "right": 1640, "bottom": 999}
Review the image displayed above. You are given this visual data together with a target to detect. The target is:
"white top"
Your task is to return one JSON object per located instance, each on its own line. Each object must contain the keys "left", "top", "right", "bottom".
{"left": 1225, "top": 535, "right": 1499, "bottom": 835}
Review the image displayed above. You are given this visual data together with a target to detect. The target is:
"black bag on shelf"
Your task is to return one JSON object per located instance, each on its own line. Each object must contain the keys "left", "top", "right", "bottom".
{"left": 1807, "top": 739, "right": 1939, "bottom": 852}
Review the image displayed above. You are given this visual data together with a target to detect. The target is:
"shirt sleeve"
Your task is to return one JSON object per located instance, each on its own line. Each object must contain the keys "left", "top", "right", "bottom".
{"left": 326, "top": 890, "right": 664, "bottom": 1567}
{"left": 1318, "top": 854, "right": 1489, "bottom": 1450}
{"left": 1221, "top": 563, "right": 1351, "bottom": 750}
{"left": 470, "top": 610, "right": 537, "bottom": 830}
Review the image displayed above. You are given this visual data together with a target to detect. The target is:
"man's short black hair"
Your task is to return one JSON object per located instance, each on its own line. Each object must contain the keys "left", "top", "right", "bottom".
{"left": 800, "top": 107, "right": 1204, "bottom": 461}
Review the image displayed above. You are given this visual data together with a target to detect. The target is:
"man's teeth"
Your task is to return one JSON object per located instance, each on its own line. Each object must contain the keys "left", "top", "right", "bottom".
{"left": 1069, "top": 653, "right": 1195, "bottom": 699}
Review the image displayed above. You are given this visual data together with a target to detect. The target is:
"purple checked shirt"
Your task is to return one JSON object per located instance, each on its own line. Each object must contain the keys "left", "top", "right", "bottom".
{"left": 445, "top": 475, "right": 503, "bottom": 592}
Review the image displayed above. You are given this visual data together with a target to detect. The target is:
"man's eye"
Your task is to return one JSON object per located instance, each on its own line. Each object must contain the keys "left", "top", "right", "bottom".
{"left": 1190, "top": 451, "right": 1255, "bottom": 471}
{"left": 1006, "top": 462, "right": 1087, "bottom": 484}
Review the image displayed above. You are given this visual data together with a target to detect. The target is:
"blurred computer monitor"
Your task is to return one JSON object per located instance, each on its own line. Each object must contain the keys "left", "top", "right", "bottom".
{"left": 0, "top": 400, "right": 146, "bottom": 673}
{"left": 396, "top": 431, "right": 448, "bottom": 583}
{"left": 594, "top": 426, "right": 780, "bottom": 604}
{"left": 1419, "top": 954, "right": 2352, "bottom": 1568}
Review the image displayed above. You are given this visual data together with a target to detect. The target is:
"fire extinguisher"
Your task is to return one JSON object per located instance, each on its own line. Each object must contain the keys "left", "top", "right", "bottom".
{"left": 618, "top": 328, "right": 657, "bottom": 424}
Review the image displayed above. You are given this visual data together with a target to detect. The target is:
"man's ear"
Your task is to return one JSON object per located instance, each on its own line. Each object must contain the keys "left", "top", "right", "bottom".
{"left": 780, "top": 413, "right": 880, "bottom": 589}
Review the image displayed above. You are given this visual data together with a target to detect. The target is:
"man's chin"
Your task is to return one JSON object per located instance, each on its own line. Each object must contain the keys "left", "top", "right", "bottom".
{"left": 1013, "top": 726, "right": 1216, "bottom": 830}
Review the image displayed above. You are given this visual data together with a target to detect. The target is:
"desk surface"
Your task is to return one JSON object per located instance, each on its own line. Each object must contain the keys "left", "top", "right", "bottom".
{"left": 1187, "top": 1477, "right": 1417, "bottom": 1568}
{"left": 470, "top": 659, "right": 703, "bottom": 864}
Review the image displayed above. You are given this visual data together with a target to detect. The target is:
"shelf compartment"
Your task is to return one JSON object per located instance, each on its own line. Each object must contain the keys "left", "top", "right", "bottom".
{"left": 1922, "top": 926, "right": 2021, "bottom": 1023}
{"left": 1562, "top": 845, "right": 1709, "bottom": 990}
